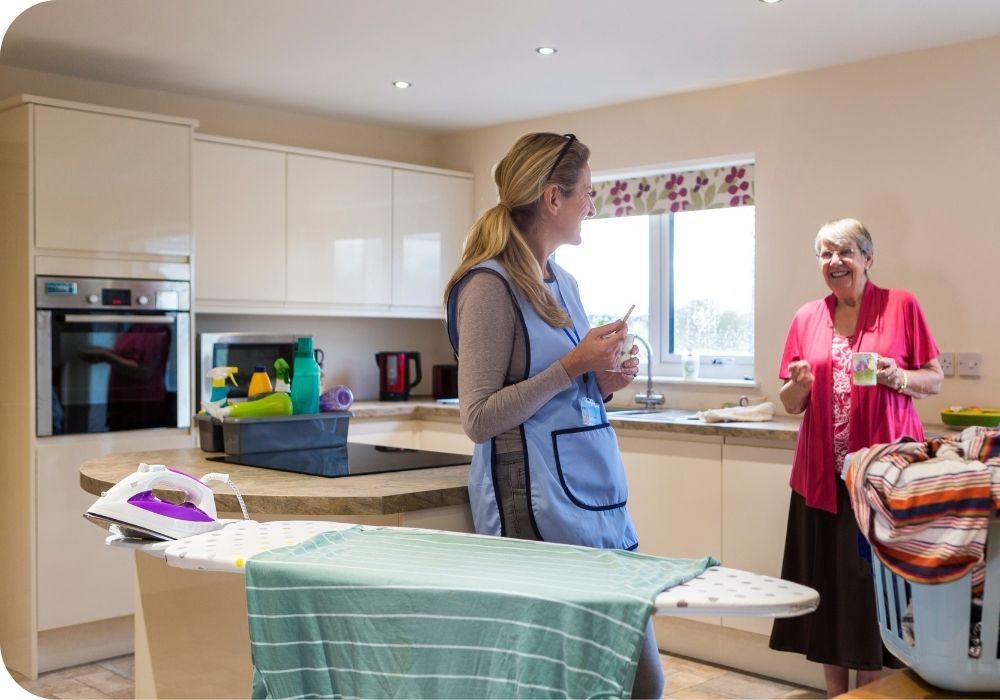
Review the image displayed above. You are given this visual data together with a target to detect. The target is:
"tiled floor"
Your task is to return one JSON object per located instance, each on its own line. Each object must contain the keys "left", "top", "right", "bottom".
{"left": 8, "top": 652, "right": 823, "bottom": 699}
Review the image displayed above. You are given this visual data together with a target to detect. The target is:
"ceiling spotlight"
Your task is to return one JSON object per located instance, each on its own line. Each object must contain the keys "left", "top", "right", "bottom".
{"left": 392, "top": 80, "right": 411, "bottom": 89}
{"left": 535, "top": 47, "right": 557, "bottom": 56}
{"left": 758, "top": 0, "right": 783, "bottom": 3}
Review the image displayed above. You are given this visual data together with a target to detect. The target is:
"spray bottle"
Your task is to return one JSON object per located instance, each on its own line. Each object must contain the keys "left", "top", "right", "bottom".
{"left": 273, "top": 358, "right": 291, "bottom": 393}
{"left": 206, "top": 367, "right": 239, "bottom": 406}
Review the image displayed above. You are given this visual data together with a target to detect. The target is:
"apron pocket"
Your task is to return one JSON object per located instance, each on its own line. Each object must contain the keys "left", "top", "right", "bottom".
{"left": 551, "top": 423, "right": 628, "bottom": 510}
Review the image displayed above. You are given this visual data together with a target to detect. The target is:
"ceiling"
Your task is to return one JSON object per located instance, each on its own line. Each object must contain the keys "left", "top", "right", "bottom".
{"left": 3, "top": 0, "right": 1000, "bottom": 133}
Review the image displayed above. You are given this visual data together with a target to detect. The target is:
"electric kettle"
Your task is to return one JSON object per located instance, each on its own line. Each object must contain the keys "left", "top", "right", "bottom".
{"left": 375, "top": 351, "right": 422, "bottom": 401}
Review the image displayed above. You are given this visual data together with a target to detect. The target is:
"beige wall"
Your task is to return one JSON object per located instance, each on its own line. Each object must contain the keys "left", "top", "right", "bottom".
{"left": 439, "top": 36, "right": 1000, "bottom": 423}
{"left": 0, "top": 64, "right": 444, "bottom": 166}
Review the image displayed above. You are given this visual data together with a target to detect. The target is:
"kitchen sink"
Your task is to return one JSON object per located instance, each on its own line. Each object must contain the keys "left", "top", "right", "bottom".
{"left": 606, "top": 408, "right": 699, "bottom": 421}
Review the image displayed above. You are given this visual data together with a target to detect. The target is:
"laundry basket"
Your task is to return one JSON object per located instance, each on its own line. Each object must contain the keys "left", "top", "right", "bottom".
{"left": 873, "top": 520, "right": 1000, "bottom": 692}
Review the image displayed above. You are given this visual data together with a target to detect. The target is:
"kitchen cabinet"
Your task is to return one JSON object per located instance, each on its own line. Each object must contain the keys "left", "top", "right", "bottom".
{"left": 191, "top": 135, "right": 473, "bottom": 317}
{"left": 720, "top": 440, "right": 795, "bottom": 635}
{"left": 621, "top": 432, "right": 723, "bottom": 629}
{"left": 286, "top": 154, "right": 392, "bottom": 307}
{"left": 193, "top": 139, "right": 286, "bottom": 305}
{"left": 33, "top": 102, "right": 194, "bottom": 257}
{"left": 414, "top": 417, "right": 474, "bottom": 455}
{"left": 35, "top": 431, "right": 195, "bottom": 633}
{"left": 347, "top": 417, "right": 420, "bottom": 449}
{"left": 0, "top": 95, "right": 197, "bottom": 680}
{"left": 391, "top": 169, "right": 474, "bottom": 312}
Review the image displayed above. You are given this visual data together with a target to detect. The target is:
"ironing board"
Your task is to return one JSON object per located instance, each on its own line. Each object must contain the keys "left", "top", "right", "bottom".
{"left": 110, "top": 519, "right": 819, "bottom": 618}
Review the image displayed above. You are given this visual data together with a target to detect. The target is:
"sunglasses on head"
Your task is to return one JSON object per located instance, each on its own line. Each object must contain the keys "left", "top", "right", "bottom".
{"left": 546, "top": 133, "right": 576, "bottom": 182}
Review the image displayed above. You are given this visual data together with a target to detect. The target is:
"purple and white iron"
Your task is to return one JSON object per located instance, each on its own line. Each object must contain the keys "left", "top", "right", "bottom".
{"left": 84, "top": 463, "right": 228, "bottom": 541}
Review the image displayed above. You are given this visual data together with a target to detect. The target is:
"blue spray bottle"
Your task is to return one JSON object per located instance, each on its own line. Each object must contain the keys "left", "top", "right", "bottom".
{"left": 206, "top": 366, "right": 239, "bottom": 406}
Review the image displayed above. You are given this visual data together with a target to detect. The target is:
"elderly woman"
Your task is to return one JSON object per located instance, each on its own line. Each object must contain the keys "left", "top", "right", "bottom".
{"left": 768, "top": 218, "right": 943, "bottom": 697}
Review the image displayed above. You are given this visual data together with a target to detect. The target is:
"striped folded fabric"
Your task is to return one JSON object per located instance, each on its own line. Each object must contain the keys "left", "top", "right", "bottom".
{"left": 844, "top": 427, "right": 1000, "bottom": 587}
{"left": 244, "top": 526, "right": 717, "bottom": 699}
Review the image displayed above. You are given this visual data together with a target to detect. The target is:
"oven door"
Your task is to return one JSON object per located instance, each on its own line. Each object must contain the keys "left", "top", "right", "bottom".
{"left": 36, "top": 310, "right": 190, "bottom": 436}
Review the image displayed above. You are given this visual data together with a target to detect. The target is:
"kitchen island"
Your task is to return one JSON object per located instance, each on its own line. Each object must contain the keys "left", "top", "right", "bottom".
{"left": 79, "top": 445, "right": 475, "bottom": 699}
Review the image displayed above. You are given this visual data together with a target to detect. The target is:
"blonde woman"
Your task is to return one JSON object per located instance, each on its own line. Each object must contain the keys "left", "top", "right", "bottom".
{"left": 444, "top": 133, "right": 662, "bottom": 697}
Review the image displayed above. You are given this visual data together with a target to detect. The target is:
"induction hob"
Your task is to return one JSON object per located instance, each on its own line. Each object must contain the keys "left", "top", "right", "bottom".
{"left": 207, "top": 443, "right": 470, "bottom": 478}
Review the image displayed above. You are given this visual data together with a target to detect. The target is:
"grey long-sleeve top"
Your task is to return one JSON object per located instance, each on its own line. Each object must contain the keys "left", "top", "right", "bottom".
{"left": 455, "top": 271, "right": 572, "bottom": 444}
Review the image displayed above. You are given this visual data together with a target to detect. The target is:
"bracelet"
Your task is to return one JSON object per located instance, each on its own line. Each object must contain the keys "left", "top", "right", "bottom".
{"left": 898, "top": 369, "right": 908, "bottom": 393}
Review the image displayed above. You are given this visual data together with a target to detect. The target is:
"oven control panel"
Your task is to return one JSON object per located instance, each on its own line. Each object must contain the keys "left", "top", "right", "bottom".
{"left": 36, "top": 276, "right": 190, "bottom": 311}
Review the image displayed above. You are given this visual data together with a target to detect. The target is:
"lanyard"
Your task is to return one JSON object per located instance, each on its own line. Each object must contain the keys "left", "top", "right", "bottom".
{"left": 549, "top": 273, "right": 594, "bottom": 397}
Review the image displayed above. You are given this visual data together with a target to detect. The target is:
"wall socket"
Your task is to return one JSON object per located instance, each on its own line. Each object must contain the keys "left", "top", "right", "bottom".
{"left": 939, "top": 352, "right": 955, "bottom": 377}
{"left": 958, "top": 352, "right": 982, "bottom": 377}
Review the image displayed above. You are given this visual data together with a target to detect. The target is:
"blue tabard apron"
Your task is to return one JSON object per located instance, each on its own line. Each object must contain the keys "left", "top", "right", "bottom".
{"left": 447, "top": 258, "right": 638, "bottom": 550}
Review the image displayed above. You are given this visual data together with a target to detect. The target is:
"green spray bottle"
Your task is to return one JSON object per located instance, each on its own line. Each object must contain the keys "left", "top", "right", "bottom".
{"left": 273, "top": 358, "right": 291, "bottom": 393}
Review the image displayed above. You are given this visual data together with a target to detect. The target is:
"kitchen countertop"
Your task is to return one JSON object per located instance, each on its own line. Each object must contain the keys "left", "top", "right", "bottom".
{"left": 79, "top": 447, "right": 470, "bottom": 516}
{"left": 79, "top": 402, "right": 953, "bottom": 517}
{"left": 353, "top": 398, "right": 953, "bottom": 443}
{"left": 352, "top": 399, "right": 804, "bottom": 442}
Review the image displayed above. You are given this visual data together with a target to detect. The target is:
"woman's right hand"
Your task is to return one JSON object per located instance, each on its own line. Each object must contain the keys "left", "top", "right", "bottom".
{"left": 560, "top": 319, "right": 626, "bottom": 378}
{"left": 787, "top": 360, "right": 814, "bottom": 390}
{"left": 780, "top": 359, "right": 814, "bottom": 414}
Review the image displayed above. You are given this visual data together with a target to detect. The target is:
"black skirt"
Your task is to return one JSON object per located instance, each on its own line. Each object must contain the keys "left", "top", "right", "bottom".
{"left": 768, "top": 479, "right": 905, "bottom": 671}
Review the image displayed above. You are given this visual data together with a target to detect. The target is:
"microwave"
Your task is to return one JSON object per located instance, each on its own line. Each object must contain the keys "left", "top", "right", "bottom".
{"left": 197, "top": 333, "right": 315, "bottom": 403}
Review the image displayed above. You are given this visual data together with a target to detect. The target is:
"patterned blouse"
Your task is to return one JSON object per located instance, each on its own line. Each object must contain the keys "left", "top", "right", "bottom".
{"left": 831, "top": 334, "right": 853, "bottom": 473}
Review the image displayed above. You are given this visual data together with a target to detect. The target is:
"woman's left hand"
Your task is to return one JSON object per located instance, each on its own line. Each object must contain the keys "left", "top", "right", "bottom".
{"left": 596, "top": 348, "right": 640, "bottom": 395}
{"left": 876, "top": 356, "right": 906, "bottom": 391}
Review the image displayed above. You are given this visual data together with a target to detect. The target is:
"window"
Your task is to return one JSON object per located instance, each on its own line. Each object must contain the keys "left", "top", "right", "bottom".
{"left": 555, "top": 175, "right": 755, "bottom": 382}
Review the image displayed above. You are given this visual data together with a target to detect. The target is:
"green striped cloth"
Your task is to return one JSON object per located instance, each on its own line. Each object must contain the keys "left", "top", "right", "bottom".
{"left": 245, "top": 526, "right": 717, "bottom": 699}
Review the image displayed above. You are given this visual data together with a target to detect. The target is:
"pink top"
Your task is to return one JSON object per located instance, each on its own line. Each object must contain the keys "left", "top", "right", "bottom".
{"left": 779, "top": 282, "right": 940, "bottom": 513}
{"left": 831, "top": 335, "right": 853, "bottom": 473}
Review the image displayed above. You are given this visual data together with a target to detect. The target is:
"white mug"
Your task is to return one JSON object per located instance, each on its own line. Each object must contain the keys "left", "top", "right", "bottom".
{"left": 853, "top": 352, "right": 879, "bottom": 386}
{"left": 617, "top": 333, "right": 636, "bottom": 370}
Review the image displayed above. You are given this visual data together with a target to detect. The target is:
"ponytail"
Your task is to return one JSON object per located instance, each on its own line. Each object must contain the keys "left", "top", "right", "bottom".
{"left": 444, "top": 132, "right": 590, "bottom": 328}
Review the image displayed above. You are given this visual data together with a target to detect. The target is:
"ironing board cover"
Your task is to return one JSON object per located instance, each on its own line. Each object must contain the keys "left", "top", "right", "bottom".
{"left": 243, "top": 525, "right": 718, "bottom": 700}
{"left": 152, "top": 521, "right": 818, "bottom": 617}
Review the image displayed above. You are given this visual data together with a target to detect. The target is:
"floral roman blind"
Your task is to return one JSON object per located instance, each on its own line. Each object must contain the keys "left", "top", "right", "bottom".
{"left": 591, "top": 164, "right": 754, "bottom": 219}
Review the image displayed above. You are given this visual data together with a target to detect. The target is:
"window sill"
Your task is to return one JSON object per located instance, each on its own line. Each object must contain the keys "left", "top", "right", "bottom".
{"left": 648, "top": 376, "right": 759, "bottom": 389}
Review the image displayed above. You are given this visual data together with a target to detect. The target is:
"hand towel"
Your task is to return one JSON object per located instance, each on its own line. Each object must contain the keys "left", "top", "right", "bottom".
{"left": 696, "top": 401, "right": 775, "bottom": 423}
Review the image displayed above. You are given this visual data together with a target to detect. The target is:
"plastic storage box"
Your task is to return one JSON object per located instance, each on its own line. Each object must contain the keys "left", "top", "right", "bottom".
{"left": 196, "top": 414, "right": 224, "bottom": 452}
{"left": 874, "top": 520, "right": 1000, "bottom": 692}
{"left": 221, "top": 411, "right": 350, "bottom": 455}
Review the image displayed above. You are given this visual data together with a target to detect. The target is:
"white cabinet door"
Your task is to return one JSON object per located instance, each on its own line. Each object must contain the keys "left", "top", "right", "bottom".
{"left": 347, "top": 419, "right": 419, "bottom": 449}
{"left": 391, "top": 170, "right": 473, "bottom": 311}
{"left": 33, "top": 105, "right": 191, "bottom": 256}
{"left": 416, "top": 419, "right": 474, "bottom": 455}
{"left": 35, "top": 430, "right": 195, "bottom": 631}
{"left": 619, "top": 433, "right": 723, "bottom": 560}
{"left": 286, "top": 154, "right": 392, "bottom": 306}
{"left": 720, "top": 441, "right": 794, "bottom": 635}
{"left": 193, "top": 140, "right": 286, "bottom": 304}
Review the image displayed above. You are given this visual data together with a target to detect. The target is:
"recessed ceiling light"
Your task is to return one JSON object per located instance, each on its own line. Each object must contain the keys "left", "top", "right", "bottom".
{"left": 758, "top": 0, "right": 783, "bottom": 4}
{"left": 535, "top": 47, "right": 557, "bottom": 56}
{"left": 392, "top": 80, "right": 411, "bottom": 89}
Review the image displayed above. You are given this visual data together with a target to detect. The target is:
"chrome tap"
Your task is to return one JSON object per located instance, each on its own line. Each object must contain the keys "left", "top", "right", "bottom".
{"left": 632, "top": 336, "right": 665, "bottom": 408}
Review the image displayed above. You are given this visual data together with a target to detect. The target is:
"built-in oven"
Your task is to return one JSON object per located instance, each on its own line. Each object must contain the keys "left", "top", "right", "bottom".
{"left": 36, "top": 276, "right": 191, "bottom": 437}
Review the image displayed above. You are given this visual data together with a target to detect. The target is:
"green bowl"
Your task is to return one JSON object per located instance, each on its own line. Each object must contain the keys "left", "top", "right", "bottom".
{"left": 940, "top": 408, "right": 1000, "bottom": 427}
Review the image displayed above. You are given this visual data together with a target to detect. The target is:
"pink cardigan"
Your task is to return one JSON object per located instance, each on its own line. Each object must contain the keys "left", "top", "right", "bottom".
{"left": 779, "top": 282, "right": 939, "bottom": 513}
